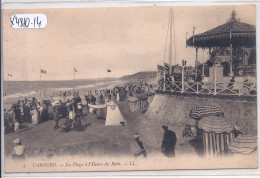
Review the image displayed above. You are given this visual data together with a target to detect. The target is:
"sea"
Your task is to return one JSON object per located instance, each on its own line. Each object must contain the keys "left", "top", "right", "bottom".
{"left": 3, "top": 79, "right": 119, "bottom": 109}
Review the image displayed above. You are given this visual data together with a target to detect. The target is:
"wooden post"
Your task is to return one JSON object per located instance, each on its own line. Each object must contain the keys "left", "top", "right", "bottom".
{"left": 163, "top": 69, "right": 166, "bottom": 91}
{"left": 202, "top": 49, "right": 205, "bottom": 76}
{"left": 181, "top": 66, "right": 184, "bottom": 93}
{"left": 195, "top": 47, "right": 198, "bottom": 77}
{"left": 209, "top": 47, "right": 211, "bottom": 59}
{"left": 230, "top": 43, "right": 233, "bottom": 76}
{"left": 214, "top": 64, "right": 217, "bottom": 95}
{"left": 196, "top": 82, "right": 199, "bottom": 94}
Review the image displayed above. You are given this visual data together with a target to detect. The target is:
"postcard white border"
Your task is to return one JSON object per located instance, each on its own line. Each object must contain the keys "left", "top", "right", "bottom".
{"left": 1, "top": 0, "right": 260, "bottom": 177}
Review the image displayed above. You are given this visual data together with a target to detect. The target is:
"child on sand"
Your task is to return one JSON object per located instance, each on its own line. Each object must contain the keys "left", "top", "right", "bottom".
{"left": 12, "top": 138, "right": 25, "bottom": 160}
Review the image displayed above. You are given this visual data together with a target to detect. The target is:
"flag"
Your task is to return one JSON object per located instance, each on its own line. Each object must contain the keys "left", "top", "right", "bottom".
{"left": 8, "top": 74, "right": 12, "bottom": 77}
{"left": 182, "top": 60, "right": 187, "bottom": 67}
{"left": 193, "top": 26, "right": 196, "bottom": 44}
{"left": 41, "top": 69, "right": 46, "bottom": 74}
{"left": 107, "top": 69, "right": 111, "bottom": 72}
{"left": 74, "top": 68, "right": 77, "bottom": 72}
{"left": 186, "top": 32, "right": 188, "bottom": 48}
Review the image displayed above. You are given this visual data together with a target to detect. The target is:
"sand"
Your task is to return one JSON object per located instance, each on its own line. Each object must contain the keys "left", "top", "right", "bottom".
{"left": 4, "top": 100, "right": 197, "bottom": 159}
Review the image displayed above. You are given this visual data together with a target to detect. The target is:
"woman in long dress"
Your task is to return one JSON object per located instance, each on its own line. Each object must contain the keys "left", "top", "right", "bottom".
{"left": 68, "top": 102, "right": 75, "bottom": 120}
{"left": 31, "top": 109, "right": 39, "bottom": 124}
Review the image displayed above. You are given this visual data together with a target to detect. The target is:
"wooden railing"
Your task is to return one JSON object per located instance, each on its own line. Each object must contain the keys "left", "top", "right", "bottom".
{"left": 159, "top": 81, "right": 257, "bottom": 96}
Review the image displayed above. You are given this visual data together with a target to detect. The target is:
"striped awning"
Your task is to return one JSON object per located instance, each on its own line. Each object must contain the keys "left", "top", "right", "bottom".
{"left": 228, "top": 135, "right": 258, "bottom": 155}
{"left": 127, "top": 96, "right": 139, "bottom": 102}
{"left": 198, "top": 116, "right": 233, "bottom": 133}
{"left": 189, "top": 105, "right": 224, "bottom": 120}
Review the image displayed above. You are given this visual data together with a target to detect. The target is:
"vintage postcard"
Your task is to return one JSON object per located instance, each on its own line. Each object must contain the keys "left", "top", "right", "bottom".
{"left": 2, "top": 4, "right": 257, "bottom": 173}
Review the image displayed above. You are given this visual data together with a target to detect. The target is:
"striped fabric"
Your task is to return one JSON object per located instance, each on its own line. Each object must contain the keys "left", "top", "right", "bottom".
{"left": 131, "top": 141, "right": 144, "bottom": 155}
{"left": 198, "top": 116, "right": 233, "bottom": 133}
{"left": 127, "top": 96, "right": 139, "bottom": 102}
{"left": 189, "top": 105, "right": 224, "bottom": 119}
{"left": 203, "top": 132, "right": 234, "bottom": 157}
{"left": 228, "top": 135, "right": 258, "bottom": 155}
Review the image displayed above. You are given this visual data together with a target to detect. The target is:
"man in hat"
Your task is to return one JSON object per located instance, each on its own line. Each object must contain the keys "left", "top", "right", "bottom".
{"left": 12, "top": 138, "right": 25, "bottom": 160}
{"left": 161, "top": 125, "right": 177, "bottom": 158}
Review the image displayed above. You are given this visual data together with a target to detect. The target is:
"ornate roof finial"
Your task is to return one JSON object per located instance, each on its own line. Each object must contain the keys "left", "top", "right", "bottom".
{"left": 230, "top": 10, "right": 237, "bottom": 22}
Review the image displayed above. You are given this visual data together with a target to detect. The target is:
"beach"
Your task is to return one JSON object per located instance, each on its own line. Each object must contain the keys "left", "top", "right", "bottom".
{"left": 4, "top": 75, "right": 170, "bottom": 158}
{"left": 3, "top": 78, "right": 120, "bottom": 110}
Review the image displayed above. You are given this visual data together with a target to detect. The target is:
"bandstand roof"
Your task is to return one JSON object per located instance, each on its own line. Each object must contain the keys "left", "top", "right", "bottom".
{"left": 187, "top": 12, "right": 256, "bottom": 48}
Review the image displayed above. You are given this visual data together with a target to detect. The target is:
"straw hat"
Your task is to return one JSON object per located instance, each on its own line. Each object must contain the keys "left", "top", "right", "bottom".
{"left": 13, "top": 138, "right": 21, "bottom": 144}
{"left": 132, "top": 133, "right": 139, "bottom": 139}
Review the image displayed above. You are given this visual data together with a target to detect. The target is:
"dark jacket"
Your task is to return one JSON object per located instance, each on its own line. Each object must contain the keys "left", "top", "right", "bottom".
{"left": 161, "top": 130, "right": 177, "bottom": 149}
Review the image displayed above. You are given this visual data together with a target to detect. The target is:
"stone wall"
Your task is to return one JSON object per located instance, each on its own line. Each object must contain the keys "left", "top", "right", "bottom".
{"left": 146, "top": 93, "right": 257, "bottom": 135}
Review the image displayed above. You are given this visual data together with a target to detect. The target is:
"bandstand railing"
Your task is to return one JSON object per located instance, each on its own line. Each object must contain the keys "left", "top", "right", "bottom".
{"left": 159, "top": 80, "right": 257, "bottom": 97}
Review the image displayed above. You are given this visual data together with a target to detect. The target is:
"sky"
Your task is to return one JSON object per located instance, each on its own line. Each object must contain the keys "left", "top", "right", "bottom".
{"left": 3, "top": 5, "right": 256, "bottom": 81}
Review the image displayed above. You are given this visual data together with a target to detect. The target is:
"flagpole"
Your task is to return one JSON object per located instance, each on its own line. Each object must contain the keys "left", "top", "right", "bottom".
{"left": 40, "top": 70, "right": 42, "bottom": 102}
{"left": 173, "top": 8, "right": 176, "bottom": 65}
{"left": 73, "top": 68, "right": 75, "bottom": 92}
{"left": 169, "top": 8, "right": 173, "bottom": 75}
{"left": 6, "top": 74, "right": 8, "bottom": 96}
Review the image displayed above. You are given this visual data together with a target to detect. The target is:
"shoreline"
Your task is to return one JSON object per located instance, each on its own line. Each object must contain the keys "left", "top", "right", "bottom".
{"left": 3, "top": 79, "right": 124, "bottom": 110}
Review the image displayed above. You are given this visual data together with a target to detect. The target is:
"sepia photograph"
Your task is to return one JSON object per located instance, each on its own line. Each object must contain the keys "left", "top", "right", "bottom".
{"left": 2, "top": 4, "right": 258, "bottom": 173}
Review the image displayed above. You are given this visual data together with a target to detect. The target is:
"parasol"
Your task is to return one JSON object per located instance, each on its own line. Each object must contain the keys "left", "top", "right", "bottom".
{"left": 189, "top": 105, "right": 224, "bottom": 120}
{"left": 228, "top": 135, "right": 258, "bottom": 155}
{"left": 127, "top": 96, "right": 139, "bottom": 102}
{"left": 88, "top": 104, "right": 107, "bottom": 109}
{"left": 198, "top": 116, "right": 233, "bottom": 133}
{"left": 143, "top": 91, "right": 154, "bottom": 96}
{"left": 136, "top": 94, "right": 148, "bottom": 100}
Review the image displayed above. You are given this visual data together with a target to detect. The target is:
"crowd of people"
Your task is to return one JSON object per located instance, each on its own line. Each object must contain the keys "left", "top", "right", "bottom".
{"left": 5, "top": 82, "right": 161, "bottom": 159}
{"left": 4, "top": 82, "right": 151, "bottom": 134}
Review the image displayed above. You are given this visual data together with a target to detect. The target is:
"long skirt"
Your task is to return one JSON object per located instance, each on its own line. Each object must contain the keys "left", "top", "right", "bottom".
{"left": 89, "top": 107, "right": 94, "bottom": 114}
{"left": 14, "top": 122, "right": 20, "bottom": 132}
{"left": 69, "top": 111, "right": 75, "bottom": 120}
{"left": 32, "top": 113, "right": 39, "bottom": 125}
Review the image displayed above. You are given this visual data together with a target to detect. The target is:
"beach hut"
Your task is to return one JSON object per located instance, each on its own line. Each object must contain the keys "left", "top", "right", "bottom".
{"left": 143, "top": 91, "right": 154, "bottom": 106}
{"left": 105, "top": 100, "right": 127, "bottom": 126}
{"left": 127, "top": 96, "right": 141, "bottom": 112}
{"left": 136, "top": 94, "right": 148, "bottom": 110}
{"left": 198, "top": 116, "right": 234, "bottom": 157}
{"left": 228, "top": 135, "right": 257, "bottom": 155}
